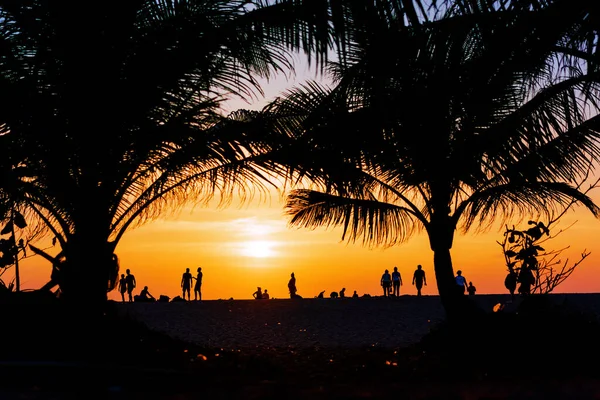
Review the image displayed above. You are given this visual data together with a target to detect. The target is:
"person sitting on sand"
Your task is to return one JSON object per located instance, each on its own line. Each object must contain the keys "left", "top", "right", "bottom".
{"left": 181, "top": 268, "right": 193, "bottom": 301}
{"left": 467, "top": 282, "right": 476, "bottom": 296}
{"left": 339, "top": 288, "right": 346, "bottom": 298}
{"left": 253, "top": 287, "right": 263, "bottom": 299}
{"left": 330, "top": 291, "right": 338, "bottom": 298}
{"left": 262, "top": 289, "right": 270, "bottom": 299}
{"left": 135, "top": 286, "right": 155, "bottom": 302}
{"left": 317, "top": 290, "right": 325, "bottom": 299}
{"left": 412, "top": 265, "right": 427, "bottom": 296}
{"left": 381, "top": 269, "right": 392, "bottom": 297}
{"left": 352, "top": 290, "right": 358, "bottom": 298}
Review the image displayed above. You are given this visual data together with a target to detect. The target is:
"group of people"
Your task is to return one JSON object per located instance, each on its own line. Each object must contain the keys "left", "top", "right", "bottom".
{"left": 180, "top": 267, "right": 203, "bottom": 301}
{"left": 252, "top": 287, "right": 270, "bottom": 299}
{"left": 380, "top": 265, "right": 427, "bottom": 297}
{"left": 117, "top": 266, "right": 204, "bottom": 302}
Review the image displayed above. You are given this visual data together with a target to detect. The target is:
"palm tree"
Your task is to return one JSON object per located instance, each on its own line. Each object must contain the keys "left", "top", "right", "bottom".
{"left": 1, "top": 0, "right": 432, "bottom": 305}
{"left": 253, "top": 0, "right": 600, "bottom": 317}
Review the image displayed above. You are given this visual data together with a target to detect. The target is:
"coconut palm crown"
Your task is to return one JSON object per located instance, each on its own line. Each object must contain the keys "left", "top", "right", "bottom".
{"left": 251, "top": 0, "right": 600, "bottom": 315}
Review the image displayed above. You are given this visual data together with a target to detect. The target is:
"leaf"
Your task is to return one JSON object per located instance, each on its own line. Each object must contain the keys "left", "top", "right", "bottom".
{"left": 13, "top": 212, "right": 27, "bottom": 229}
{"left": 505, "top": 250, "right": 517, "bottom": 258}
{"left": 0, "top": 222, "right": 12, "bottom": 235}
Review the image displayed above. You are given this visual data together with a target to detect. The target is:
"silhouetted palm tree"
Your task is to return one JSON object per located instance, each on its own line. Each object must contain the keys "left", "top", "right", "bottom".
{"left": 1, "top": 0, "right": 428, "bottom": 304}
{"left": 253, "top": 0, "right": 600, "bottom": 316}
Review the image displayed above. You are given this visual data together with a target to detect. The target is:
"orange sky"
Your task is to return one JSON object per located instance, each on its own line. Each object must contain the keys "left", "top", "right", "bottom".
{"left": 9, "top": 58, "right": 600, "bottom": 300}
{"left": 14, "top": 186, "right": 600, "bottom": 301}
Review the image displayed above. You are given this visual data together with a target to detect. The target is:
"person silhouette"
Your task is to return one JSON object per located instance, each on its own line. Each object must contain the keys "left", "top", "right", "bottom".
{"left": 181, "top": 268, "right": 193, "bottom": 301}
{"left": 380, "top": 269, "right": 392, "bottom": 297}
{"left": 352, "top": 290, "right": 359, "bottom": 298}
{"left": 253, "top": 287, "right": 263, "bottom": 299}
{"left": 317, "top": 290, "right": 325, "bottom": 299}
{"left": 391, "top": 267, "right": 402, "bottom": 296}
{"left": 412, "top": 265, "right": 427, "bottom": 296}
{"left": 339, "top": 288, "right": 346, "bottom": 298}
{"left": 288, "top": 272, "right": 297, "bottom": 299}
{"left": 118, "top": 273, "right": 127, "bottom": 302}
{"left": 467, "top": 281, "right": 476, "bottom": 296}
{"left": 455, "top": 270, "right": 468, "bottom": 295}
{"left": 125, "top": 269, "right": 136, "bottom": 302}
{"left": 262, "top": 289, "right": 270, "bottom": 299}
{"left": 194, "top": 267, "right": 203, "bottom": 301}
{"left": 138, "top": 286, "right": 155, "bottom": 302}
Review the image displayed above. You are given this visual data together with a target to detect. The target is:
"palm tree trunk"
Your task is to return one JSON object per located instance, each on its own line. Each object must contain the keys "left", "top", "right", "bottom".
{"left": 428, "top": 213, "right": 464, "bottom": 320}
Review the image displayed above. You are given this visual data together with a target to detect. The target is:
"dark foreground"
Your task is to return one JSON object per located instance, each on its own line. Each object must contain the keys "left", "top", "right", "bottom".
{"left": 2, "top": 293, "right": 600, "bottom": 399}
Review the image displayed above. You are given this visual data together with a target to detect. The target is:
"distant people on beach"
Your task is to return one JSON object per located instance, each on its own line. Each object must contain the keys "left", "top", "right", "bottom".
{"left": 339, "top": 288, "right": 346, "bottom": 298}
{"left": 504, "top": 270, "right": 517, "bottom": 300}
{"left": 455, "top": 270, "right": 468, "bottom": 295}
{"left": 352, "top": 290, "right": 359, "bottom": 298}
{"left": 118, "top": 273, "right": 127, "bottom": 302}
{"left": 194, "top": 267, "right": 203, "bottom": 301}
{"left": 412, "top": 265, "right": 427, "bottom": 296}
{"left": 330, "top": 291, "right": 338, "bottom": 298}
{"left": 317, "top": 290, "right": 325, "bottom": 299}
{"left": 391, "top": 267, "right": 402, "bottom": 296}
{"left": 181, "top": 268, "right": 193, "bottom": 301}
{"left": 467, "top": 282, "right": 476, "bottom": 296}
{"left": 381, "top": 269, "right": 392, "bottom": 297}
{"left": 262, "top": 289, "right": 270, "bottom": 299}
{"left": 253, "top": 287, "right": 263, "bottom": 299}
{"left": 135, "top": 286, "right": 155, "bottom": 302}
{"left": 125, "top": 269, "right": 136, "bottom": 302}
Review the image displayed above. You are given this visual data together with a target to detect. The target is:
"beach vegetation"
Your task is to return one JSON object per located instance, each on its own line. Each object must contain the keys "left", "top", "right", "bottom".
{"left": 250, "top": 0, "right": 600, "bottom": 317}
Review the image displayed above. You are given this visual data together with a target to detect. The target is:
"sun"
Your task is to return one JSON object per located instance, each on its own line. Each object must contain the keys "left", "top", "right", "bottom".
{"left": 240, "top": 240, "right": 277, "bottom": 258}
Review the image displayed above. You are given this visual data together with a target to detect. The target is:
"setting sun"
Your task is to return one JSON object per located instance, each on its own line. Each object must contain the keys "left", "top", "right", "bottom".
{"left": 240, "top": 240, "right": 277, "bottom": 258}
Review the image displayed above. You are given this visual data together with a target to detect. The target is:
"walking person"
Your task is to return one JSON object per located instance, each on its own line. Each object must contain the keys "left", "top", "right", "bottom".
{"left": 455, "top": 270, "right": 468, "bottom": 295}
{"left": 118, "top": 273, "right": 127, "bottom": 302}
{"left": 125, "top": 269, "right": 136, "bottom": 302}
{"left": 380, "top": 269, "right": 392, "bottom": 297}
{"left": 391, "top": 266, "right": 402, "bottom": 296}
{"left": 181, "top": 267, "right": 193, "bottom": 301}
{"left": 412, "top": 265, "right": 427, "bottom": 296}
{"left": 194, "top": 267, "right": 203, "bottom": 301}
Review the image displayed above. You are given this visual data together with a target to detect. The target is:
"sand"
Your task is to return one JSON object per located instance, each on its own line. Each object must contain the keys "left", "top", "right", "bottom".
{"left": 116, "top": 293, "right": 600, "bottom": 351}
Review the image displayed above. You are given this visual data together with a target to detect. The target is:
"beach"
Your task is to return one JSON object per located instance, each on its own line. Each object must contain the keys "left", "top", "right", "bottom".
{"left": 116, "top": 293, "right": 600, "bottom": 351}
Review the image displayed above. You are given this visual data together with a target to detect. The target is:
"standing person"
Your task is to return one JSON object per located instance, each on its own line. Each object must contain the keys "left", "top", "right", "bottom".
{"left": 455, "top": 270, "right": 468, "bottom": 295}
{"left": 288, "top": 272, "right": 297, "bottom": 299}
{"left": 380, "top": 269, "right": 392, "bottom": 297}
{"left": 467, "top": 282, "right": 477, "bottom": 296}
{"left": 194, "top": 267, "right": 203, "bottom": 301}
{"left": 125, "top": 269, "right": 136, "bottom": 302}
{"left": 118, "top": 273, "right": 127, "bottom": 302}
{"left": 181, "top": 268, "right": 193, "bottom": 301}
{"left": 391, "top": 266, "right": 402, "bottom": 296}
{"left": 412, "top": 265, "right": 427, "bottom": 296}
{"left": 253, "top": 287, "right": 263, "bottom": 299}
